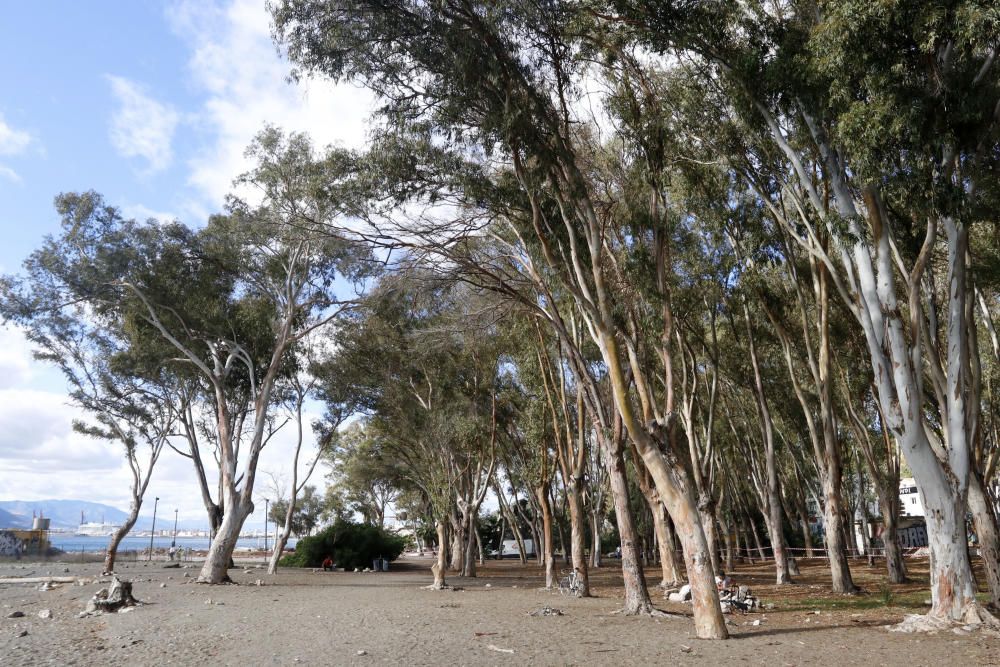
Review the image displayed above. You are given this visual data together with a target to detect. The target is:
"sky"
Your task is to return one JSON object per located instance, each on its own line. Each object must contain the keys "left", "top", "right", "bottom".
{"left": 0, "top": 0, "right": 376, "bottom": 529}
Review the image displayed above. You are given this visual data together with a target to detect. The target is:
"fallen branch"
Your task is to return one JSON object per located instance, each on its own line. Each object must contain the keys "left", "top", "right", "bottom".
{"left": 486, "top": 644, "right": 514, "bottom": 654}
{"left": 0, "top": 576, "right": 82, "bottom": 585}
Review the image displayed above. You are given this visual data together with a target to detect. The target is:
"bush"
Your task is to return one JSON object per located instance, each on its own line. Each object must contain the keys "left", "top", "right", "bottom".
{"left": 280, "top": 520, "right": 406, "bottom": 570}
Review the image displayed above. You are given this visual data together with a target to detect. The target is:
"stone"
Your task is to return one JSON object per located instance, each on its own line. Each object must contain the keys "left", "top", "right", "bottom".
{"left": 160, "top": 583, "right": 167, "bottom": 588}
{"left": 16, "top": 629, "right": 28, "bottom": 638}
{"left": 6, "top": 611, "right": 25, "bottom": 618}
{"left": 357, "top": 650, "right": 367, "bottom": 656}
{"left": 38, "top": 609, "right": 52, "bottom": 619}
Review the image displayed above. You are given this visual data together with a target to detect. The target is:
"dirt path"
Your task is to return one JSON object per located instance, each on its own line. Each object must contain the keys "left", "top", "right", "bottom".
{"left": 2, "top": 556, "right": 998, "bottom": 665}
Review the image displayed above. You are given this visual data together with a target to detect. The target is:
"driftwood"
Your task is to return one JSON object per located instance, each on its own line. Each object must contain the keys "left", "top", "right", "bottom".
{"left": 0, "top": 576, "right": 81, "bottom": 585}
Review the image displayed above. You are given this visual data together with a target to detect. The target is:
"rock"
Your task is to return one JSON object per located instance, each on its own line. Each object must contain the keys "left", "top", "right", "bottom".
{"left": 63, "top": 568, "right": 70, "bottom": 573}
{"left": 204, "top": 599, "right": 214, "bottom": 605}
{"left": 357, "top": 650, "right": 367, "bottom": 656}
{"left": 118, "top": 606, "right": 136, "bottom": 614}
{"left": 529, "top": 606, "right": 563, "bottom": 617}
{"left": 183, "top": 572, "right": 190, "bottom": 578}
{"left": 354, "top": 568, "right": 360, "bottom": 573}
{"left": 255, "top": 579, "right": 263, "bottom": 587}
{"left": 16, "top": 629, "right": 28, "bottom": 638}
{"left": 7, "top": 611, "right": 25, "bottom": 618}
{"left": 38, "top": 609, "right": 52, "bottom": 619}
{"left": 485, "top": 583, "right": 491, "bottom": 588}
{"left": 160, "top": 583, "right": 167, "bottom": 588}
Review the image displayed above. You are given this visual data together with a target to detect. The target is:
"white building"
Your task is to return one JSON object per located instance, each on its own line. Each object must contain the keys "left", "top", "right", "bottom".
{"left": 899, "top": 478, "right": 924, "bottom": 517}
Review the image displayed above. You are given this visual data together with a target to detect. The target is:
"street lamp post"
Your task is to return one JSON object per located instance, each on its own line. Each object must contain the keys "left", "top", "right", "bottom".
{"left": 264, "top": 498, "right": 269, "bottom": 560}
{"left": 148, "top": 496, "right": 160, "bottom": 561}
{"left": 171, "top": 509, "right": 178, "bottom": 548}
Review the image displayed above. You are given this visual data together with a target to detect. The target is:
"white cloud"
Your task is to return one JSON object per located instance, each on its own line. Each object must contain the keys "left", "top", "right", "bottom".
{"left": 0, "top": 380, "right": 331, "bottom": 528}
{"left": 107, "top": 75, "right": 181, "bottom": 173}
{"left": 0, "top": 327, "right": 36, "bottom": 388}
{"left": 0, "top": 164, "right": 21, "bottom": 184}
{"left": 0, "top": 114, "right": 32, "bottom": 156}
{"left": 0, "top": 113, "right": 34, "bottom": 184}
{"left": 119, "top": 202, "right": 179, "bottom": 224}
{"left": 166, "top": 0, "right": 375, "bottom": 208}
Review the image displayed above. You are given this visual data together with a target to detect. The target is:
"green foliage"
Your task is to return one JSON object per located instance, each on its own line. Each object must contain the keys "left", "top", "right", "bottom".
{"left": 280, "top": 520, "right": 406, "bottom": 570}
{"left": 268, "top": 485, "right": 324, "bottom": 537}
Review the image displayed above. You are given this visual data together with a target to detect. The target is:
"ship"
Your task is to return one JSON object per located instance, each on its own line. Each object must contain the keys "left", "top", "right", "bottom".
{"left": 75, "top": 511, "right": 120, "bottom": 536}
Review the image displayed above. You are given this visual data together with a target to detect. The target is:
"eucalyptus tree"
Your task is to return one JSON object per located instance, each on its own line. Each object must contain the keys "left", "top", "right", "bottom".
{"left": 324, "top": 423, "right": 402, "bottom": 529}
{"left": 274, "top": 1, "right": 726, "bottom": 635}
{"left": 267, "top": 369, "right": 343, "bottom": 574}
{"left": 321, "top": 273, "right": 503, "bottom": 583}
{"left": 12, "top": 129, "right": 367, "bottom": 583}
{"left": 605, "top": 0, "right": 1000, "bottom": 628}
{"left": 1, "top": 255, "right": 177, "bottom": 574}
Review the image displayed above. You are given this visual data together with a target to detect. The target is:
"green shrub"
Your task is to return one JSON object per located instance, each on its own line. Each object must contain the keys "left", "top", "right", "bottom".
{"left": 280, "top": 520, "right": 406, "bottom": 570}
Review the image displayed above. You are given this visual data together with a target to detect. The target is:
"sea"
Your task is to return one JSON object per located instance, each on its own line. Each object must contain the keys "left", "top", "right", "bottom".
{"left": 48, "top": 534, "right": 296, "bottom": 554}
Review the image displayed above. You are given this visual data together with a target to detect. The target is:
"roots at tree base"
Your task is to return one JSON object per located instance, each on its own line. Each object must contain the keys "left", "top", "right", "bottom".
{"left": 890, "top": 604, "right": 1000, "bottom": 634}
{"left": 611, "top": 605, "right": 684, "bottom": 619}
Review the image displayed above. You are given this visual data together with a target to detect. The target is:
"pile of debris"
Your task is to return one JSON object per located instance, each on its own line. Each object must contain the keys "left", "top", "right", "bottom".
{"left": 665, "top": 584, "right": 762, "bottom": 614}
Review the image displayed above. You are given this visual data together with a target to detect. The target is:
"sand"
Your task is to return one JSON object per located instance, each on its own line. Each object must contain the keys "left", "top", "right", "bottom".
{"left": 2, "top": 554, "right": 999, "bottom": 666}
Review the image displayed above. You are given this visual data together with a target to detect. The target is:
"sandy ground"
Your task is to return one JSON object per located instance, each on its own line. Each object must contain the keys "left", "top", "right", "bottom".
{"left": 2, "top": 554, "right": 1000, "bottom": 666}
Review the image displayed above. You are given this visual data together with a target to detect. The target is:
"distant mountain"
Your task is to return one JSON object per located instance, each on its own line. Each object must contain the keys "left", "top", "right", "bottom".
{"left": 0, "top": 508, "right": 29, "bottom": 529}
{"left": 0, "top": 499, "right": 129, "bottom": 530}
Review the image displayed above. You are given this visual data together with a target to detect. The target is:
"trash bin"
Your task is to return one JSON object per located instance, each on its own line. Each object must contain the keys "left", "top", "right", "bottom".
{"left": 373, "top": 559, "right": 381, "bottom": 571}
{"left": 381, "top": 558, "right": 389, "bottom": 572}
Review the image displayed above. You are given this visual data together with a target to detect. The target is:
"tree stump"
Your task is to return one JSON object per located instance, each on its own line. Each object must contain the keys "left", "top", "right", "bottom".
{"left": 89, "top": 576, "right": 139, "bottom": 613}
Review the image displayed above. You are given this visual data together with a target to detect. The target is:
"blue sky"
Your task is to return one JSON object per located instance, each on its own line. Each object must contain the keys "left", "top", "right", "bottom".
{"left": 0, "top": 0, "right": 373, "bottom": 528}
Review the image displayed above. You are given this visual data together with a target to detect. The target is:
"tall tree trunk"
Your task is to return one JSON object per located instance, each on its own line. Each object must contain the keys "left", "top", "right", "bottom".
{"left": 598, "top": 329, "right": 726, "bottom": 637}
{"left": 652, "top": 504, "right": 681, "bottom": 587}
{"left": 429, "top": 520, "right": 449, "bottom": 589}
{"left": 718, "top": 512, "right": 735, "bottom": 574}
{"left": 881, "top": 498, "right": 907, "bottom": 584}
{"left": 104, "top": 502, "right": 141, "bottom": 574}
{"left": 590, "top": 511, "right": 602, "bottom": 568}
{"left": 461, "top": 508, "right": 477, "bottom": 577}
{"left": 566, "top": 482, "right": 591, "bottom": 596}
{"left": 796, "top": 501, "right": 815, "bottom": 558}
{"left": 268, "top": 508, "right": 295, "bottom": 575}
{"left": 198, "top": 496, "right": 250, "bottom": 583}
{"left": 749, "top": 515, "right": 767, "bottom": 561}
{"left": 744, "top": 301, "right": 792, "bottom": 585}
{"left": 536, "top": 483, "right": 555, "bottom": 589}
{"left": 603, "top": 428, "right": 653, "bottom": 614}
{"left": 820, "top": 467, "right": 858, "bottom": 593}
{"left": 968, "top": 470, "right": 1000, "bottom": 608}
{"left": 449, "top": 513, "right": 465, "bottom": 573}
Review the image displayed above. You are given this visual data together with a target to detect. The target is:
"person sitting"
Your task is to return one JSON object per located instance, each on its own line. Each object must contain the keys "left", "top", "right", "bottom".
{"left": 715, "top": 570, "right": 732, "bottom": 593}
{"left": 321, "top": 556, "right": 334, "bottom": 571}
